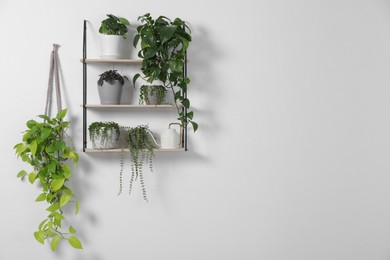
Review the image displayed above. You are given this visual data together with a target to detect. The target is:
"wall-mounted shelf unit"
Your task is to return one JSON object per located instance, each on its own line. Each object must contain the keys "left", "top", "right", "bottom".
{"left": 84, "top": 148, "right": 185, "bottom": 153}
{"left": 80, "top": 58, "right": 142, "bottom": 64}
{"left": 82, "top": 104, "right": 177, "bottom": 108}
{"left": 81, "top": 20, "right": 188, "bottom": 153}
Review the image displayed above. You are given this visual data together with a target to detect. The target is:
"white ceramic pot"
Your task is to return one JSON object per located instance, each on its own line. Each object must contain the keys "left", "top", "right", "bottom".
{"left": 99, "top": 35, "right": 130, "bottom": 59}
{"left": 91, "top": 128, "right": 119, "bottom": 149}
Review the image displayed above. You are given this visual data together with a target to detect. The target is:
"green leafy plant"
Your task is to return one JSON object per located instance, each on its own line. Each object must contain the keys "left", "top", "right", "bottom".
{"left": 118, "top": 125, "right": 155, "bottom": 201}
{"left": 14, "top": 109, "right": 82, "bottom": 251}
{"left": 98, "top": 70, "right": 128, "bottom": 86}
{"left": 139, "top": 85, "right": 167, "bottom": 105}
{"left": 99, "top": 14, "right": 130, "bottom": 39}
{"left": 133, "top": 13, "right": 198, "bottom": 132}
{"left": 89, "top": 121, "right": 120, "bottom": 148}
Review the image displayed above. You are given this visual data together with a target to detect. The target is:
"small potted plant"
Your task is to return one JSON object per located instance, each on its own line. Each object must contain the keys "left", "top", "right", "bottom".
{"left": 97, "top": 70, "right": 128, "bottom": 104}
{"left": 89, "top": 121, "right": 120, "bottom": 149}
{"left": 139, "top": 84, "right": 167, "bottom": 105}
{"left": 118, "top": 125, "right": 157, "bottom": 201}
{"left": 99, "top": 14, "right": 131, "bottom": 59}
{"left": 14, "top": 109, "right": 82, "bottom": 251}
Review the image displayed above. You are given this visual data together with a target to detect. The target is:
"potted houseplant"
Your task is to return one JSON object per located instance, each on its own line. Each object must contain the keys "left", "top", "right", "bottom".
{"left": 139, "top": 84, "right": 167, "bottom": 105}
{"left": 97, "top": 69, "right": 128, "bottom": 104}
{"left": 89, "top": 121, "right": 120, "bottom": 149}
{"left": 133, "top": 13, "right": 198, "bottom": 132}
{"left": 14, "top": 109, "right": 82, "bottom": 251}
{"left": 118, "top": 125, "right": 157, "bottom": 201}
{"left": 99, "top": 14, "right": 131, "bottom": 59}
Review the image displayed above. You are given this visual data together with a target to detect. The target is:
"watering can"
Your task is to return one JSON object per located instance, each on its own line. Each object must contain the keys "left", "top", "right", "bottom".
{"left": 160, "top": 123, "right": 182, "bottom": 149}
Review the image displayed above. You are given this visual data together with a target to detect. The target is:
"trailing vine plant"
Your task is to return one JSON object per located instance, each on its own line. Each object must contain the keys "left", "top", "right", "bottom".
{"left": 118, "top": 125, "right": 155, "bottom": 201}
{"left": 14, "top": 109, "right": 82, "bottom": 251}
{"left": 139, "top": 85, "right": 167, "bottom": 105}
{"left": 133, "top": 13, "right": 198, "bottom": 132}
{"left": 88, "top": 121, "right": 120, "bottom": 148}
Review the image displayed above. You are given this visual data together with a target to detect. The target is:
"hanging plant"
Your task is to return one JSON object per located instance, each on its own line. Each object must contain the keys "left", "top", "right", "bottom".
{"left": 14, "top": 109, "right": 82, "bottom": 251}
{"left": 133, "top": 13, "right": 198, "bottom": 132}
{"left": 88, "top": 121, "right": 120, "bottom": 149}
{"left": 139, "top": 85, "right": 167, "bottom": 105}
{"left": 118, "top": 125, "right": 155, "bottom": 201}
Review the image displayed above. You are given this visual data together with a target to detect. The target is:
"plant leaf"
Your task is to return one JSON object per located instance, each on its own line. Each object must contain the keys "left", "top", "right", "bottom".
{"left": 51, "top": 179, "right": 65, "bottom": 191}
{"left": 68, "top": 236, "right": 83, "bottom": 249}
{"left": 34, "top": 231, "right": 45, "bottom": 244}
{"left": 56, "top": 109, "right": 67, "bottom": 120}
{"left": 38, "top": 115, "right": 50, "bottom": 121}
{"left": 75, "top": 201, "right": 80, "bottom": 215}
{"left": 59, "top": 193, "right": 71, "bottom": 207}
{"left": 51, "top": 236, "right": 60, "bottom": 251}
{"left": 63, "top": 165, "right": 71, "bottom": 179}
{"left": 17, "top": 170, "right": 27, "bottom": 178}
{"left": 69, "top": 225, "right": 76, "bottom": 234}
{"left": 35, "top": 193, "right": 46, "bottom": 202}
{"left": 133, "top": 73, "right": 140, "bottom": 86}
{"left": 14, "top": 143, "right": 27, "bottom": 155}
{"left": 118, "top": 17, "right": 130, "bottom": 26}
{"left": 133, "top": 34, "right": 140, "bottom": 47}
{"left": 187, "top": 111, "right": 194, "bottom": 120}
{"left": 40, "top": 128, "right": 51, "bottom": 140}
{"left": 27, "top": 119, "right": 38, "bottom": 128}
{"left": 158, "top": 25, "right": 177, "bottom": 43}
{"left": 46, "top": 203, "right": 59, "bottom": 212}
{"left": 29, "top": 142, "right": 37, "bottom": 156}
{"left": 191, "top": 121, "right": 199, "bottom": 132}
{"left": 28, "top": 172, "right": 37, "bottom": 184}
{"left": 181, "top": 98, "right": 190, "bottom": 108}
{"left": 38, "top": 219, "right": 48, "bottom": 231}
{"left": 64, "top": 150, "right": 78, "bottom": 166}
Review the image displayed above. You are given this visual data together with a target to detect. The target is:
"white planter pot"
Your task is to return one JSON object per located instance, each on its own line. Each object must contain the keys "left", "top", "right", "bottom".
{"left": 99, "top": 35, "right": 130, "bottom": 59}
{"left": 98, "top": 80, "right": 123, "bottom": 104}
{"left": 91, "top": 128, "right": 119, "bottom": 149}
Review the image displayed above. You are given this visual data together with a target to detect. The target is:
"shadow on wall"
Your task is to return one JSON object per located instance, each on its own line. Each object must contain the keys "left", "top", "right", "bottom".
{"left": 188, "top": 24, "right": 223, "bottom": 150}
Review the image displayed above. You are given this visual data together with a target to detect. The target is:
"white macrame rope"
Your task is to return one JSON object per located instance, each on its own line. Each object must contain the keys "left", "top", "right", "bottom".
{"left": 45, "top": 44, "right": 63, "bottom": 117}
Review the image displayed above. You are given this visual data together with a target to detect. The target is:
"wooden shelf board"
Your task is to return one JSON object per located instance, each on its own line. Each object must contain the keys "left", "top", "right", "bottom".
{"left": 82, "top": 104, "right": 177, "bottom": 108}
{"left": 80, "top": 58, "right": 142, "bottom": 64}
{"left": 83, "top": 148, "right": 185, "bottom": 153}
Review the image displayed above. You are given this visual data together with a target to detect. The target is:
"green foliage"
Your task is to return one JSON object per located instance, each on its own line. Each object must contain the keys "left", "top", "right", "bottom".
{"left": 133, "top": 13, "right": 198, "bottom": 132}
{"left": 14, "top": 109, "right": 82, "bottom": 251}
{"left": 118, "top": 125, "right": 155, "bottom": 201}
{"left": 88, "top": 121, "right": 120, "bottom": 148}
{"left": 139, "top": 85, "right": 167, "bottom": 105}
{"left": 98, "top": 70, "right": 128, "bottom": 86}
{"left": 99, "top": 14, "right": 130, "bottom": 39}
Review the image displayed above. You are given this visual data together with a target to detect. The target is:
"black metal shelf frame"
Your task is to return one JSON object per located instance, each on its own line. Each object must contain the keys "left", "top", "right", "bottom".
{"left": 81, "top": 20, "right": 188, "bottom": 152}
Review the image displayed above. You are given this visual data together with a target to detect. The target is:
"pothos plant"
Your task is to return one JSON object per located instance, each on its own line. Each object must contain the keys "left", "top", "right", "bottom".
{"left": 99, "top": 14, "right": 130, "bottom": 39}
{"left": 14, "top": 109, "right": 82, "bottom": 251}
{"left": 118, "top": 125, "right": 155, "bottom": 201}
{"left": 89, "top": 121, "right": 120, "bottom": 148}
{"left": 133, "top": 13, "right": 198, "bottom": 132}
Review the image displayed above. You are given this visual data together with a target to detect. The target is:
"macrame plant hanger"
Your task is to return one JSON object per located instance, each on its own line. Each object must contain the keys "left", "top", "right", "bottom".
{"left": 44, "top": 44, "right": 63, "bottom": 118}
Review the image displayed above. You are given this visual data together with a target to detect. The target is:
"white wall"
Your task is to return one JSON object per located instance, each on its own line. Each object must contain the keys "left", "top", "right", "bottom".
{"left": 2, "top": 0, "right": 390, "bottom": 259}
